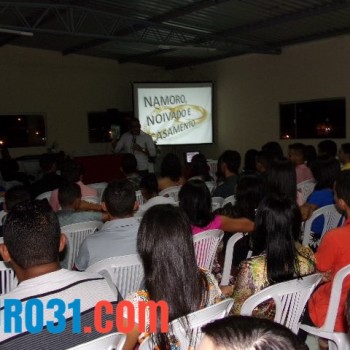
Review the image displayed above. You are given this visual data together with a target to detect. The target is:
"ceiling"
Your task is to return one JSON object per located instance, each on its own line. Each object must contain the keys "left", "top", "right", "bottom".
{"left": 0, "top": 0, "right": 349, "bottom": 70}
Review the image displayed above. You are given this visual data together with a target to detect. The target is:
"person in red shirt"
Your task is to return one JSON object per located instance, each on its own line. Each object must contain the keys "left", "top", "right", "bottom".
{"left": 307, "top": 170, "right": 350, "bottom": 335}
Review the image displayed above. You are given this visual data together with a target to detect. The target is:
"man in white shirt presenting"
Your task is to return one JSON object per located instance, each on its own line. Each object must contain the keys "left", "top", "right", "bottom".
{"left": 113, "top": 118, "right": 156, "bottom": 176}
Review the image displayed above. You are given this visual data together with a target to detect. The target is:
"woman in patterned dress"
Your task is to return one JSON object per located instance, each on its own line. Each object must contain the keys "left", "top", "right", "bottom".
{"left": 122, "top": 204, "right": 223, "bottom": 350}
{"left": 231, "top": 195, "right": 316, "bottom": 317}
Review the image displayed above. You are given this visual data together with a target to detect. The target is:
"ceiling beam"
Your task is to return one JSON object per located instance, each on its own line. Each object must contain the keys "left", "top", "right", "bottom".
{"left": 62, "top": 0, "right": 232, "bottom": 55}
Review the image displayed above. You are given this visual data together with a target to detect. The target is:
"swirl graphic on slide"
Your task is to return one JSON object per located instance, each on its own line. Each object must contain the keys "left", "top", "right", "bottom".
{"left": 143, "top": 104, "right": 208, "bottom": 141}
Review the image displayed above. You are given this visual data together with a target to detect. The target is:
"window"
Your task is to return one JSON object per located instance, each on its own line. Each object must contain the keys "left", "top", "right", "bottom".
{"left": 0, "top": 114, "right": 46, "bottom": 147}
{"left": 280, "top": 98, "right": 346, "bottom": 139}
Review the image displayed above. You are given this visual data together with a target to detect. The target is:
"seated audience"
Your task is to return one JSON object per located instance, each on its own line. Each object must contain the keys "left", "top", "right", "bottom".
{"left": 255, "top": 150, "right": 272, "bottom": 176}
{"left": 288, "top": 143, "right": 314, "bottom": 184}
{"left": 135, "top": 174, "right": 175, "bottom": 217}
{"left": 0, "top": 148, "right": 29, "bottom": 186}
{"left": 0, "top": 200, "right": 121, "bottom": 350}
{"left": 179, "top": 179, "right": 254, "bottom": 235}
{"left": 0, "top": 185, "right": 31, "bottom": 237}
{"left": 57, "top": 182, "right": 104, "bottom": 227}
{"left": 121, "top": 153, "right": 142, "bottom": 190}
{"left": 306, "top": 156, "right": 341, "bottom": 238}
{"left": 29, "top": 153, "right": 64, "bottom": 199}
{"left": 198, "top": 316, "right": 307, "bottom": 350}
{"left": 261, "top": 141, "right": 284, "bottom": 161}
{"left": 158, "top": 153, "right": 186, "bottom": 191}
{"left": 231, "top": 195, "right": 315, "bottom": 316}
{"left": 212, "top": 150, "right": 241, "bottom": 198}
{"left": 187, "top": 153, "right": 213, "bottom": 182}
{"left": 49, "top": 159, "right": 97, "bottom": 211}
{"left": 317, "top": 139, "right": 337, "bottom": 158}
{"left": 338, "top": 143, "right": 350, "bottom": 171}
{"left": 123, "top": 205, "right": 223, "bottom": 350}
{"left": 306, "top": 170, "right": 350, "bottom": 333}
{"left": 305, "top": 144, "right": 317, "bottom": 167}
{"left": 241, "top": 149, "right": 259, "bottom": 175}
{"left": 75, "top": 179, "right": 139, "bottom": 270}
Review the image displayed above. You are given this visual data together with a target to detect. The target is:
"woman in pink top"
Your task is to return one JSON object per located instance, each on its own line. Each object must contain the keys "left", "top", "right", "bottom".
{"left": 179, "top": 180, "right": 254, "bottom": 235}
{"left": 49, "top": 160, "right": 97, "bottom": 211}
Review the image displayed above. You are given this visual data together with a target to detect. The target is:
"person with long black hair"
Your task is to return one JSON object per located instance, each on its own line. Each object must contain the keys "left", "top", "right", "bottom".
{"left": 122, "top": 205, "right": 223, "bottom": 350}
{"left": 231, "top": 195, "right": 315, "bottom": 317}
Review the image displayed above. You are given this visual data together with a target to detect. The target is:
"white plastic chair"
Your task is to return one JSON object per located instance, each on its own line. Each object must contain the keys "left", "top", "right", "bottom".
{"left": 88, "top": 182, "right": 108, "bottom": 203}
{"left": 0, "top": 210, "right": 6, "bottom": 224}
{"left": 66, "top": 332, "right": 126, "bottom": 350}
{"left": 36, "top": 190, "right": 52, "bottom": 201}
{"left": 221, "top": 233, "right": 252, "bottom": 286}
{"left": 240, "top": 273, "right": 322, "bottom": 334}
{"left": 302, "top": 204, "right": 344, "bottom": 250}
{"left": 86, "top": 254, "right": 144, "bottom": 299}
{"left": 300, "top": 264, "right": 350, "bottom": 350}
{"left": 159, "top": 186, "right": 181, "bottom": 202}
{"left": 82, "top": 196, "right": 99, "bottom": 204}
{"left": 61, "top": 221, "right": 103, "bottom": 269}
{"left": 205, "top": 181, "right": 216, "bottom": 194}
{"left": 222, "top": 195, "right": 236, "bottom": 207}
{"left": 0, "top": 261, "right": 18, "bottom": 296}
{"left": 135, "top": 190, "right": 144, "bottom": 205}
{"left": 211, "top": 197, "right": 224, "bottom": 211}
{"left": 139, "top": 298, "right": 234, "bottom": 350}
{"left": 193, "top": 229, "right": 224, "bottom": 271}
{"left": 297, "top": 179, "right": 316, "bottom": 205}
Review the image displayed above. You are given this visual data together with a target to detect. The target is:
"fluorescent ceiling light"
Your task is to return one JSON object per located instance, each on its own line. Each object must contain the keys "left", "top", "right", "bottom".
{"left": 0, "top": 28, "right": 33, "bottom": 36}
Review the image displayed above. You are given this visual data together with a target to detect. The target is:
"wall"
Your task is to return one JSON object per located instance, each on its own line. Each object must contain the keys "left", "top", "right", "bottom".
{"left": 173, "top": 35, "right": 350, "bottom": 159}
{"left": 1, "top": 35, "right": 350, "bottom": 162}
{"left": 0, "top": 45, "right": 170, "bottom": 158}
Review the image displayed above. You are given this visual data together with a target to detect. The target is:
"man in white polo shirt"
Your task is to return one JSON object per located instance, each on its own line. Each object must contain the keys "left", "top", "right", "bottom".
{"left": 0, "top": 200, "right": 121, "bottom": 350}
{"left": 75, "top": 179, "right": 140, "bottom": 271}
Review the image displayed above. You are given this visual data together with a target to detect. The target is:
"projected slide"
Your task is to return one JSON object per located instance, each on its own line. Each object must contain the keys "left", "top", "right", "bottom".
{"left": 134, "top": 82, "right": 213, "bottom": 145}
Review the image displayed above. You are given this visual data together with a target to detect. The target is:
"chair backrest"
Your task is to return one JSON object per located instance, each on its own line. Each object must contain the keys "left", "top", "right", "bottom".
{"left": 61, "top": 221, "right": 103, "bottom": 269}
{"left": 205, "top": 181, "right": 216, "bottom": 194}
{"left": 88, "top": 182, "right": 108, "bottom": 203}
{"left": 240, "top": 273, "right": 322, "bottom": 334}
{"left": 82, "top": 196, "right": 99, "bottom": 204}
{"left": 139, "top": 298, "right": 234, "bottom": 350}
{"left": 320, "top": 264, "right": 350, "bottom": 331}
{"left": 303, "top": 204, "right": 344, "bottom": 249}
{"left": 135, "top": 190, "right": 144, "bottom": 205}
{"left": 36, "top": 190, "right": 52, "bottom": 201}
{"left": 86, "top": 254, "right": 144, "bottom": 299}
{"left": 0, "top": 261, "right": 18, "bottom": 296}
{"left": 159, "top": 186, "right": 181, "bottom": 202}
{"left": 222, "top": 195, "right": 236, "bottom": 207}
{"left": 297, "top": 180, "right": 316, "bottom": 205}
{"left": 211, "top": 197, "right": 224, "bottom": 211}
{"left": 221, "top": 233, "right": 251, "bottom": 286}
{"left": 66, "top": 332, "right": 126, "bottom": 350}
{"left": 193, "top": 229, "right": 224, "bottom": 271}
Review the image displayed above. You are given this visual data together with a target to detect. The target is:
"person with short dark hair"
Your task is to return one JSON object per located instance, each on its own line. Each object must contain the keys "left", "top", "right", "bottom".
{"left": 212, "top": 150, "right": 241, "bottom": 198}
{"left": 338, "top": 143, "right": 350, "bottom": 171}
{"left": 135, "top": 173, "right": 175, "bottom": 217}
{"left": 198, "top": 316, "right": 307, "bottom": 350}
{"left": 0, "top": 200, "right": 120, "bottom": 350}
{"left": 261, "top": 141, "right": 284, "bottom": 161}
{"left": 29, "top": 153, "right": 64, "bottom": 199}
{"left": 318, "top": 139, "right": 337, "bottom": 158}
{"left": 304, "top": 171, "right": 350, "bottom": 343}
{"left": 49, "top": 159, "right": 97, "bottom": 211}
{"left": 57, "top": 182, "right": 104, "bottom": 227}
{"left": 121, "top": 153, "right": 142, "bottom": 190}
{"left": 288, "top": 143, "right": 314, "bottom": 184}
{"left": 158, "top": 153, "right": 186, "bottom": 191}
{"left": 0, "top": 185, "right": 31, "bottom": 237}
{"left": 75, "top": 179, "right": 139, "bottom": 270}
{"left": 306, "top": 156, "right": 341, "bottom": 239}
